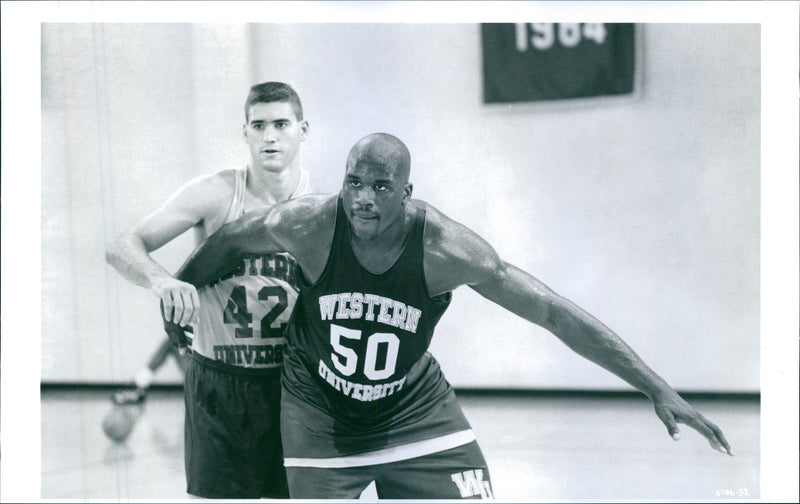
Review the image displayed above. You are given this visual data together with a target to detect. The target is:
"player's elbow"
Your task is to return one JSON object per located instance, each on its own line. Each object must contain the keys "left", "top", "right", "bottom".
{"left": 536, "top": 291, "right": 578, "bottom": 336}
{"left": 541, "top": 297, "right": 600, "bottom": 356}
{"left": 541, "top": 299, "right": 566, "bottom": 334}
{"left": 105, "top": 238, "right": 123, "bottom": 267}
{"left": 104, "top": 248, "right": 115, "bottom": 267}
{"left": 105, "top": 232, "right": 139, "bottom": 266}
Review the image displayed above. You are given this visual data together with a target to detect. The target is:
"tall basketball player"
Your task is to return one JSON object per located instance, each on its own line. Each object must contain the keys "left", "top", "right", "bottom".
{"left": 171, "top": 133, "right": 732, "bottom": 499}
{"left": 105, "top": 82, "right": 312, "bottom": 498}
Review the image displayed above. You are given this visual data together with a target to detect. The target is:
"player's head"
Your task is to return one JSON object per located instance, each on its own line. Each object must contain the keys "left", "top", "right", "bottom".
{"left": 342, "top": 133, "right": 413, "bottom": 241}
{"left": 244, "top": 81, "right": 303, "bottom": 122}
{"left": 243, "top": 82, "right": 309, "bottom": 173}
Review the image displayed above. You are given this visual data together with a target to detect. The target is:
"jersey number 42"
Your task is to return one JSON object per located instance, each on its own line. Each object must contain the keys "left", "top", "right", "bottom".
{"left": 223, "top": 285, "right": 288, "bottom": 339}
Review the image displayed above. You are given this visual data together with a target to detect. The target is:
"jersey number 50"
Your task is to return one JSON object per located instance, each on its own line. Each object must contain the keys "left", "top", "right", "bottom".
{"left": 330, "top": 323, "right": 400, "bottom": 380}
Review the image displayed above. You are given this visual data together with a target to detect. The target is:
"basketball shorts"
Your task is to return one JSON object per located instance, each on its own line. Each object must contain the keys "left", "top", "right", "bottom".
{"left": 183, "top": 353, "right": 288, "bottom": 498}
{"left": 286, "top": 440, "right": 494, "bottom": 499}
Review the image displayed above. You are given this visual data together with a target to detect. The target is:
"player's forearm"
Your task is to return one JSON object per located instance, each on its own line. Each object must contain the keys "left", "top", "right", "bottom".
{"left": 176, "top": 209, "right": 281, "bottom": 287}
{"left": 476, "top": 263, "right": 676, "bottom": 399}
{"left": 105, "top": 234, "right": 174, "bottom": 290}
{"left": 174, "top": 230, "right": 242, "bottom": 287}
{"left": 545, "top": 298, "right": 675, "bottom": 400}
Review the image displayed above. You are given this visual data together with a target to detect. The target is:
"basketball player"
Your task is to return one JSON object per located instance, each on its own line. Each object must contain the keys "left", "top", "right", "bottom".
{"left": 170, "top": 133, "right": 732, "bottom": 499}
{"left": 111, "top": 338, "right": 190, "bottom": 405}
{"left": 105, "top": 82, "right": 312, "bottom": 498}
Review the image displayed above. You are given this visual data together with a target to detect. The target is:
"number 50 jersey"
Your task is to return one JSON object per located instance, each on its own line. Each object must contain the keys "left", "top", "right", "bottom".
{"left": 188, "top": 167, "right": 311, "bottom": 372}
{"left": 282, "top": 196, "right": 474, "bottom": 460}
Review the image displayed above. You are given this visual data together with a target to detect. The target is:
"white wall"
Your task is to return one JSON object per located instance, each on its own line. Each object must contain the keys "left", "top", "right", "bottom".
{"left": 41, "top": 23, "right": 760, "bottom": 392}
{"left": 41, "top": 24, "right": 253, "bottom": 383}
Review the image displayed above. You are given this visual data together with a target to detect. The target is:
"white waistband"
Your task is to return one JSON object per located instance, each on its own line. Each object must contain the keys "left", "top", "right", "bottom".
{"left": 283, "top": 429, "right": 476, "bottom": 468}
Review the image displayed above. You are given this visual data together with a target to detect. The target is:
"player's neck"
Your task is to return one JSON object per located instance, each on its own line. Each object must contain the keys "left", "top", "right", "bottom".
{"left": 349, "top": 205, "right": 413, "bottom": 274}
{"left": 246, "top": 163, "right": 302, "bottom": 204}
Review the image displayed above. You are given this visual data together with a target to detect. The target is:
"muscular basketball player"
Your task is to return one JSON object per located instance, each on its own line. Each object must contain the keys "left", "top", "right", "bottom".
{"left": 171, "top": 133, "right": 732, "bottom": 499}
{"left": 105, "top": 82, "right": 312, "bottom": 498}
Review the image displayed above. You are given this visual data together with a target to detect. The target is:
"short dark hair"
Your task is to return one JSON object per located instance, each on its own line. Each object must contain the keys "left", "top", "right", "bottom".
{"left": 244, "top": 82, "right": 303, "bottom": 121}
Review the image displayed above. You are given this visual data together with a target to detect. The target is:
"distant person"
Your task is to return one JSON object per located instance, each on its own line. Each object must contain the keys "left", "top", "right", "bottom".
{"left": 105, "top": 82, "right": 313, "bottom": 498}
{"left": 111, "top": 338, "right": 189, "bottom": 405}
{"left": 170, "top": 132, "right": 732, "bottom": 499}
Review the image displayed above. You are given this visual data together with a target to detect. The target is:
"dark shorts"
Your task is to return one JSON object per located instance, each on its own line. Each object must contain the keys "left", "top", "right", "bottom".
{"left": 183, "top": 354, "right": 288, "bottom": 498}
{"left": 286, "top": 440, "right": 494, "bottom": 499}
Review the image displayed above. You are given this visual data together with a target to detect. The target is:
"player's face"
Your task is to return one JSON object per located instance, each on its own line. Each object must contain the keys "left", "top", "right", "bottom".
{"left": 342, "top": 158, "right": 411, "bottom": 241}
{"left": 243, "top": 101, "right": 308, "bottom": 173}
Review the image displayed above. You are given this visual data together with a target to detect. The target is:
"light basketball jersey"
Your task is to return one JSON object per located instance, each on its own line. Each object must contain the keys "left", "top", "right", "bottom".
{"left": 188, "top": 167, "right": 312, "bottom": 371}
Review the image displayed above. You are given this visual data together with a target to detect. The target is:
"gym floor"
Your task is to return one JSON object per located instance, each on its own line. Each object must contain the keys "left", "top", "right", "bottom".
{"left": 41, "top": 387, "right": 759, "bottom": 501}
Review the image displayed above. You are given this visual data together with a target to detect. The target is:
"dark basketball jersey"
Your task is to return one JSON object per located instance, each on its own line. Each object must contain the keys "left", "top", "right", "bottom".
{"left": 281, "top": 196, "right": 474, "bottom": 465}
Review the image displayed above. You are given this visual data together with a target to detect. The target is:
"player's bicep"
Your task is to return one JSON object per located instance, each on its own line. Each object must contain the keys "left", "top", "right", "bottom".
{"left": 132, "top": 177, "right": 221, "bottom": 251}
{"left": 131, "top": 209, "right": 198, "bottom": 252}
{"left": 424, "top": 219, "right": 499, "bottom": 294}
{"left": 469, "top": 260, "right": 555, "bottom": 327}
{"left": 426, "top": 216, "right": 553, "bottom": 326}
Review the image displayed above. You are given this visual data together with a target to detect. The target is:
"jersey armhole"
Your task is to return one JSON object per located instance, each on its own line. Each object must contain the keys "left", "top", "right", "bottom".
{"left": 298, "top": 195, "right": 340, "bottom": 289}
{"left": 418, "top": 205, "right": 453, "bottom": 305}
{"left": 220, "top": 167, "right": 247, "bottom": 224}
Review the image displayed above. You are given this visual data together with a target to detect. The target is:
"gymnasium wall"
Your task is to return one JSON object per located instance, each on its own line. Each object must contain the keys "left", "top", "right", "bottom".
{"left": 41, "top": 23, "right": 760, "bottom": 392}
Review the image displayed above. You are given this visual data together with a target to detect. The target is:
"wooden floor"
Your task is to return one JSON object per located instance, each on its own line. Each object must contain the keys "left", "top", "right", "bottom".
{"left": 40, "top": 388, "right": 759, "bottom": 501}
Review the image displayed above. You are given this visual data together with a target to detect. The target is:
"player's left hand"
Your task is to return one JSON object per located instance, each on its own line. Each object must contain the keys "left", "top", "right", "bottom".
{"left": 160, "top": 300, "right": 193, "bottom": 355}
{"left": 652, "top": 391, "right": 732, "bottom": 456}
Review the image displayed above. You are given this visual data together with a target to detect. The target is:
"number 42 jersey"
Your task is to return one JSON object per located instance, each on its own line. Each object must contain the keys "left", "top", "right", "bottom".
{"left": 188, "top": 167, "right": 311, "bottom": 373}
{"left": 281, "top": 196, "right": 475, "bottom": 462}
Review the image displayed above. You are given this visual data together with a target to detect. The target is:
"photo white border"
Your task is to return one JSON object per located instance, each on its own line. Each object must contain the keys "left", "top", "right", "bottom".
{"left": 2, "top": 2, "right": 797, "bottom": 502}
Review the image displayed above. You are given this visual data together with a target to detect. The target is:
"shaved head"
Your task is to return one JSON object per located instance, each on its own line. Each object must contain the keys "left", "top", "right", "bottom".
{"left": 346, "top": 133, "right": 411, "bottom": 182}
{"left": 341, "top": 133, "right": 414, "bottom": 241}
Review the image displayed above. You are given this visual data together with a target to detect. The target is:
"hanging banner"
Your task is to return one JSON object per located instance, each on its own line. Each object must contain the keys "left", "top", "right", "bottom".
{"left": 481, "top": 23, "right": 636, "bottom": 103}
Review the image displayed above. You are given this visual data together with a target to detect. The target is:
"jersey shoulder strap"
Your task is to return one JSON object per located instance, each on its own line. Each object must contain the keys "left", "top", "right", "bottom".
{"left": 221, "top": 166, "right": 248, "bottom": 224}
{"left": 328, "top": 194, "right": 349, "bottom": 264}
{"left": 292, "top": 169, "right": 313, "bottom": 198}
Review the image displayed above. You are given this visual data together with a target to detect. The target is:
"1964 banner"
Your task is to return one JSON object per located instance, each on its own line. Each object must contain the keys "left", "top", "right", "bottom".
{"left": 481, "top": 23, "right": 636, "bottom": 103}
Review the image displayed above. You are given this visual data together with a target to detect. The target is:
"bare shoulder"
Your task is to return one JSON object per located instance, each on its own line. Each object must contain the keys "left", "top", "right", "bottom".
{"left": 194, "top": 169, "right": 238, "bottom": 200}
{"left": 267, "top": 193, "right": 337, "bottom": 249}
{"left": 415, "top": 200, "right": 502, "bottom": 294}
{"left": 270, "top": 193, "right": 335, "bottom": 228}
{"left": 418, "top": 200, "right": 498, "bottom": 263}
{"left": 275, "top": 192, "right": 335, "bottom": 217}
{"left": 178, "top": 168, "right": 236, "bottom": 192}
{"left": 260, "top": 193, "right": 338, "bottom": 281}
{"left": 166, "top": 169, "right": 237, "bottom": 213}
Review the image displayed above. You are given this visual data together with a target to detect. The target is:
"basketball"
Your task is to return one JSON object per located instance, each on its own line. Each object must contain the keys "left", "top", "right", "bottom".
{"left": 102, "top": 406, "right": 135, "bottom": 442}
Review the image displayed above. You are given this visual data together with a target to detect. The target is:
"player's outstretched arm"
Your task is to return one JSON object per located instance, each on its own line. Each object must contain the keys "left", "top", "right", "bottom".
{"left": 175, "top": 193, "right": 334, "bottom": 288}
{"left": 473, "top": 260, "right": 732, "bottom": 455}
{"left": 174, "top": 208, "right": 277, "bottom": 287}
{"left": 424, "top": 207, "right": 732, "bottom": 456}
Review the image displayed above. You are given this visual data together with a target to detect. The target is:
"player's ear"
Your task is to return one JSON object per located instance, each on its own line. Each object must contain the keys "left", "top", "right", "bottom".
{"left": 403, "top": 183, "right": 413, "bottom": 202}
{"left": 299, "top": 120, "right": 309, "bottom": 141}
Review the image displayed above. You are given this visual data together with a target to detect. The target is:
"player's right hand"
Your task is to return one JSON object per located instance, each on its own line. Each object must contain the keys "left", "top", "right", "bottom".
{"left": 151, "top": 277, "right": 199, "bottom": 326}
